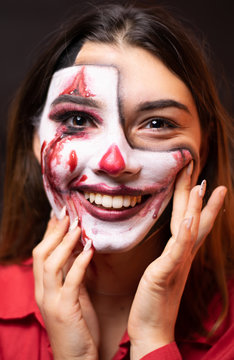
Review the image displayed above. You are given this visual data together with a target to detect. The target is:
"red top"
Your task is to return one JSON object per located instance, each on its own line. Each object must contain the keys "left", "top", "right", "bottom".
{"left": 0, "top": 258, "right": 234, "bottom": 360}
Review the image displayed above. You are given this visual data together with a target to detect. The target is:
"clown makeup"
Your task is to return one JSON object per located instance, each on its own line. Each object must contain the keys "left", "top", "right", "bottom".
{"left": 38, "top": 45, "right": 201, "bottom": 252}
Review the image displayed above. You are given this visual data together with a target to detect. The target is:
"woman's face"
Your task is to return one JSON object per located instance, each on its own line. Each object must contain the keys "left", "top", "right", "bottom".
{"left": 36, "top": 42, "right": 201, "bottom": 252}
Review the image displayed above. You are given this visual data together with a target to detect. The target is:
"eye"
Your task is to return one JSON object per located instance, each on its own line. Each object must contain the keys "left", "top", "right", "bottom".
{"left": 49, "top": 107, "right": 96, "bottom": 129}
{"left": 68, "top": 113, "right": 92, "bottom": 128}
{"left": 144, "top": 118, "right": 175, "bottom": 130}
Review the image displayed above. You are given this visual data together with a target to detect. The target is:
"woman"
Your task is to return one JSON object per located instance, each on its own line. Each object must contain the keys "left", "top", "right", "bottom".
{"left": 0, "top": 3, "right": 233, "bottom": 359}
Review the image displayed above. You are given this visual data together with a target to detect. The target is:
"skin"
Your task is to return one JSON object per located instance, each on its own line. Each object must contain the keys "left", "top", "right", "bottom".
{"left": 33, "top": 42, "right": 227, "bottom": 360}
{"left": 38, "top": 64, "right": 193, "bottom": 253}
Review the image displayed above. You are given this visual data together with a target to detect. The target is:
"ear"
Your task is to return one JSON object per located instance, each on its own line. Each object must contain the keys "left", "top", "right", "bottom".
{"left": 33, "top": 132, "right": 41, "bottom": 164}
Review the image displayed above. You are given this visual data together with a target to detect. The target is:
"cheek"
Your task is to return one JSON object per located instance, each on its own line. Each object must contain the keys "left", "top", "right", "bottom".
{"left": 42, "top": 135, "right": 87, "bottom": 189}
{"left": 140, "top": 149, "right": 192, "bottom": 185}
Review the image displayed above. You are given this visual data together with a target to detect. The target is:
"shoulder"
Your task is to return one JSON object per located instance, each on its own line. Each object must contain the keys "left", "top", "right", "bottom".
{"left": 0, "top": 258, "right": 39, "bottom": 319}
{"left": 0, "top": 259, "right": 52, "bottom": 359}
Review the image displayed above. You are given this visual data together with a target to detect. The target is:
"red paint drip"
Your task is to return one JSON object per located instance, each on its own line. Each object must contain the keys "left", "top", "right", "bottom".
{"left": 78, "top": 174, "right": 87, "bottom": 183}
{"left": 40, "top": 141, "right": 47, "bottom": 174}
{"left": 60, "top": 66, "right": 95, "bottom": 97}
{"left": 99, "top": 144, "right": 126, "bottom": 175}
{"left": 82, "top": 229, "right": 94, "bottom": 249}
{"left": 68, "top": 150, "right": 78, "bottom": 173}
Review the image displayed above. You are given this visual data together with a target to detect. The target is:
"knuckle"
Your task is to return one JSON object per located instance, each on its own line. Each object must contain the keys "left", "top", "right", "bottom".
{"left": 32, "top": 246, "right": 40, "bottom": 259}
{"left": 43, "top": 260, "right": 54, "bottom": 275}
{"left": 32, "top": 244, "right": 46, "bottom": 260}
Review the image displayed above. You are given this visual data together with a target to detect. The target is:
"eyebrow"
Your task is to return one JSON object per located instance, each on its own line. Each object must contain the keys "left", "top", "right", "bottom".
{"left": 51, "top": 94, "right": 101, "bottom": 108}
{"left": 137, "top": 99, "right": 191, "bottom": 114}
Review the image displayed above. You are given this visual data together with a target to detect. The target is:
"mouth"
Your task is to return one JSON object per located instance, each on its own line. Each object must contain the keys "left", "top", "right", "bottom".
{"left": 69, "top": 184, "right": 164, "bottom": 222}
{"left": 69, "top": 181, "right": 169, "bottom": 221}
{"left": 84, "top": 192, "right": 145, "bottom": 210}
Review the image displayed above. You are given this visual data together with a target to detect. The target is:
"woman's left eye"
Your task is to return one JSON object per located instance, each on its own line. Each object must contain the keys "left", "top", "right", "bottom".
{"left": 144, "top": 118, "right": 175, "bottom": 129}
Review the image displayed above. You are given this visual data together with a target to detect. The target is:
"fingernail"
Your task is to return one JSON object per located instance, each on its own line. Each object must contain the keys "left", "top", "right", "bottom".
{"left": 187, "top": 161, "right": 193, "bottom": 176}
{"left": 219, "top": 187, "right": 227, "bottom": 199}
{"left": 50, "top": 209, "right": 55, "bottom": 219}
{"left": 199, "top": 179, "right": 207, "bottom": 198}
{"left": 57, "top": 206, "right": 66, "bottom": 220}
{"left": 184, "top": 216, "right": 193, "bottom": 229}
{"left": 84, "top": 240, "right": 92, "bottom": 251}
{"left": 69, "top": 217, "right": 78, "bottom": 232}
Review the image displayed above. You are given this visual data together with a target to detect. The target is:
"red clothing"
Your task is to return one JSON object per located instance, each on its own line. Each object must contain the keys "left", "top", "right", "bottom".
{"left": 0, "top": 259, "right": 234, "bottom": 360}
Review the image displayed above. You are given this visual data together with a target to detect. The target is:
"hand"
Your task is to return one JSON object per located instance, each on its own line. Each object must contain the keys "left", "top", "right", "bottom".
{"left": 127, "top": 162, "right": 227, "bottom": 359}
{"left": 33, "top": 216, "right": 99, "bottom": 360}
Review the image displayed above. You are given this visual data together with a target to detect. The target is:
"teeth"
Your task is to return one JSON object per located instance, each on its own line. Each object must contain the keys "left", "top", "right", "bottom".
{"left": 112, "top": 196, "right": 123, "bottom": 209}
{"left": 130, "top": 196, "right": 137, "bottom": 207}
{"left": 90, "top": 193, "right": 95, "bottom": 203}
{"left": 94, "top": 193, "right": 102, "bottom": 205}
{"left": 123, "top": 195, "right": 130, "bottom": 207}
{"left": 84, "top": 192, "right": 142, "bottom": 209}
{"left": 102, "top": 195, "right": 112, "bottom": 208}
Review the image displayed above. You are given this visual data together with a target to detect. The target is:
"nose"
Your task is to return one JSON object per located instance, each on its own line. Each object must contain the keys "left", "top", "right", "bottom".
{"left": 96, "top": 143, "right": 141, "bottom": 177}
{"left": 99, "top": 144, "right": 125, "bottom": 175}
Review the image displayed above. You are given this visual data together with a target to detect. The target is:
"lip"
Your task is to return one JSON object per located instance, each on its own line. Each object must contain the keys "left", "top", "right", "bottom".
{"left": 75, "top": 191, "right": 152, "bottom": 221}
{"left": 70, "top": 182, "right": 168, "bottom": 222}
{"left": 69, "top": 181, "right": 164, "bottom": 196}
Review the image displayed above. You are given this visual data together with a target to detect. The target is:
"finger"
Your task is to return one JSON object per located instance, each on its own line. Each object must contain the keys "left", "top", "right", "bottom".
{"left": 171, "top": 160, "right": 193, "bottom": 236}
{"left": 33, "top": 215, "right": 69, "bottom": 261}
{"left": 62, "top": 241, "right": 94, "bottom": 305}
{"left": 165, "top": 179, "right": 206, "bottom": 259}
{"left": 42, "top": 225, "right": 81, "bottom": 295}
{"left": 193, "top": 186, "right": 227, "bottom": 253}
{"left": 33, "top": 215, "right": 69, "bottom": 302}
{"left": 154, "top": 217, "right": 194, "bottom": 283}
{"left": 183, "top": 180, "right": 206, "bottom": 240}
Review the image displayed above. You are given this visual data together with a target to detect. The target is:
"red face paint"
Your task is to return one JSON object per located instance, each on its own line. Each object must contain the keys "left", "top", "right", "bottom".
{"left": 68, "top": 150, "right": 78, "bottom": 173}
{"left": 78, "top": 174, "right": 87, "bottom": 183}
{"left": 99, "top": 144, "right": 126, "bottom": 175}
{"left": 41, "top": 141, "right": 47, "bottom": 174}
{"left": 60, "top": 66, "right": 95, "bottom": 98}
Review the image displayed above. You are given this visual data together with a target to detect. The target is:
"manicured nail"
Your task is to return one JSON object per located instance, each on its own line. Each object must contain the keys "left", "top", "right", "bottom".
{"left": 69, "top": 217, "right": 78, "bottom": 232}
{"left": 184, "top": 216, "right": 193, "bottom": 229}
{"left": 199, "top": 180, "right": 207, "bottom": 198}
{"left": 187, "top": 161, "right": 193, "bottom": 176}
{"left": 219, "top": 187, "right": 227, "bottom": 199}
{"left": 50, "top": 209, "right": 55, "bottom": 219}
{"left": 84, "top": 240, "right": 92, "bottom": 251}
{"left": 57, "top": 206, "right": 66, "bottom": 220}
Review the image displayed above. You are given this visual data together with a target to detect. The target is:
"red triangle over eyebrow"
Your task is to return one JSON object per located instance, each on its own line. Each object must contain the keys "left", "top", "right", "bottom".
{"left": 60, "top": 66, "right": 95, "bottom": 97}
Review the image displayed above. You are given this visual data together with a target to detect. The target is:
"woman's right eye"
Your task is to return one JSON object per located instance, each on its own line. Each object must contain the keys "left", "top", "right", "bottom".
{"left": 49, "top": 109, "right": 96, "bottom": 129}
{"left": 67, "top": 113, "right": 93, "bottom": 128}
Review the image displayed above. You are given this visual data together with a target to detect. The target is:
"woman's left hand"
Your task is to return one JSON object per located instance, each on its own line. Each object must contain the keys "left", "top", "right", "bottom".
{"left": 127, "top": 162, "right": 227, "bottom": 359}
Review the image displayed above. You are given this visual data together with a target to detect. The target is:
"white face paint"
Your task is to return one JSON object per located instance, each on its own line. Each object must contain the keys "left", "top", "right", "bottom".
{"left": 39, "top": 64, "right": 193, "bottom": 252}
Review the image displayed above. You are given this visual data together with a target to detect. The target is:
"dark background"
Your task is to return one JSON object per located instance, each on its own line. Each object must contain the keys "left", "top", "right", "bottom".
{"left": 0, "top": 0, "right": 234, "bottom": 212}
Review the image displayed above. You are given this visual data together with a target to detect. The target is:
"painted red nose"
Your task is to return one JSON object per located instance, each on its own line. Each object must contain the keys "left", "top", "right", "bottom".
{"left": 98, "top": 144, "right": 126, "bottom": 175}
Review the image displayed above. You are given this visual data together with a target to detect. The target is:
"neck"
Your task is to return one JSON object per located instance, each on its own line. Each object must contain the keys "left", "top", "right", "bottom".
{"left": 85, "top": 227, "right": 167, "bottom": 298}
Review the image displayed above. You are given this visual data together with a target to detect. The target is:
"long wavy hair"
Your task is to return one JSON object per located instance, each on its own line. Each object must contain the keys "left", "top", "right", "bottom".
{"left": 0, "top": 3, "right": 233, "bottom": 340}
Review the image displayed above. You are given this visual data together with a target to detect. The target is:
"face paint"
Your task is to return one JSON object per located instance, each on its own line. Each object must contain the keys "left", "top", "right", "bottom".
{"left": 99, "top": 144, "right": 126, "bottom": 175}
{"left": 39, "top": 65, "right": 194, "bottom": 252}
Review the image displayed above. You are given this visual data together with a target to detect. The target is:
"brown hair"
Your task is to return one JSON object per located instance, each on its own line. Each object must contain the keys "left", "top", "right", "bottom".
{"left": 0, "top": 3, "right": 233, "bottom": 339}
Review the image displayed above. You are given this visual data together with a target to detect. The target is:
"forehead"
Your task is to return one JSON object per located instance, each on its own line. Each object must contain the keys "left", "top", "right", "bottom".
{"left": 46, "top": 65, "right": 119, "bottom": 104}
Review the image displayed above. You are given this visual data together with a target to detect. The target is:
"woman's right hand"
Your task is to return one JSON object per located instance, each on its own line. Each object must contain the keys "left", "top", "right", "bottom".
{"left": 33, "top": 215, "right": 99, "bottom": 360}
